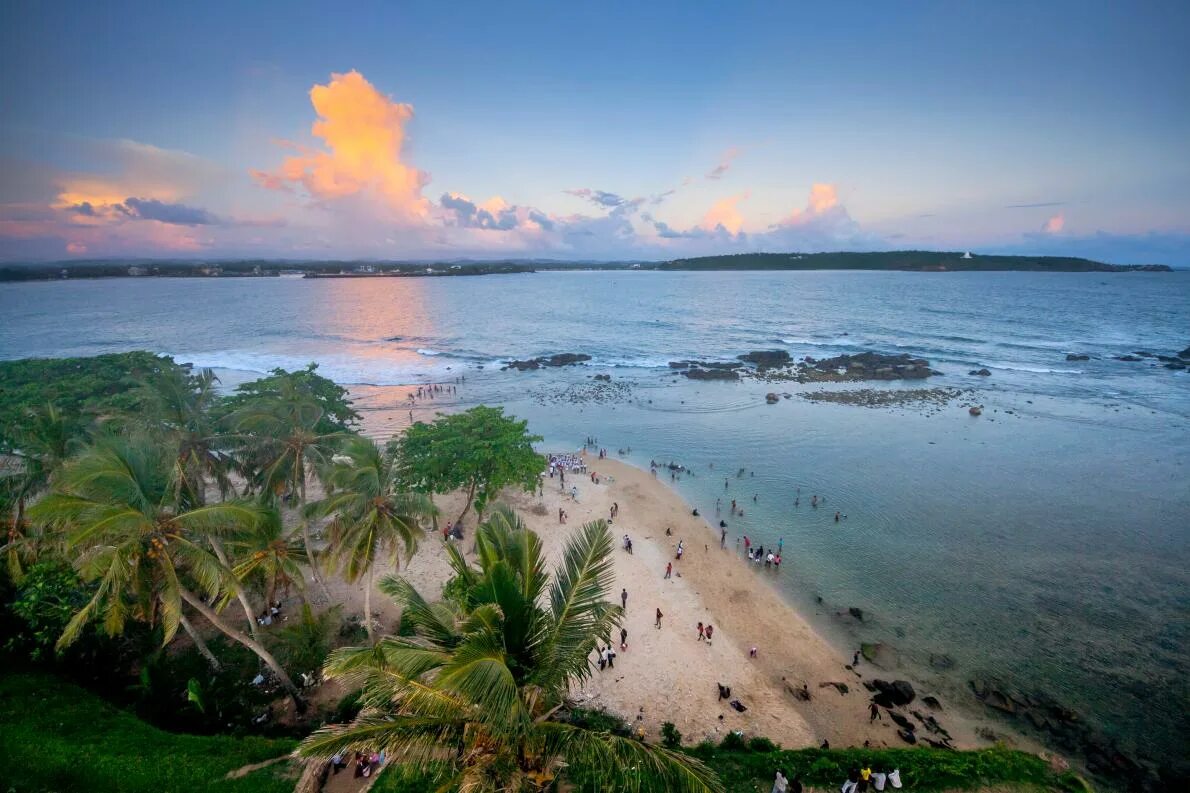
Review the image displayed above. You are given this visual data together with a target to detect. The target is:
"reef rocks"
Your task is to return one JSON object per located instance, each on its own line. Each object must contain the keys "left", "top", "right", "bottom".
{"left": 593, "top": 373, "right": 611, "bottom": 381}
{"left": 765, "top": 392, "right": 780, "bottom": 404}
{"left": 969, "top": 368, "right": 992, "bottom": 376}
{"left": 503, "top": 353, "right": 592, "bottom": 370}
{"left": 969, "top": 406, "right": 983, "bottom": 416}
{"left": 737, "top": 349, "right": 793, "bottom": 368}
{"left": 800, "top": 352, "right": 939, "bottom": 382}
{"left": 668, "top": 360, "right": 743, "bottom": 381}
{"left": 799, "top": 387, "right": 969, "bottom": 414}
{"left": 1065, "top": 353, "right": 1090, "bottom": 361}
{"left": 1180, "top": 345, "right": 1190, "bottom": 359}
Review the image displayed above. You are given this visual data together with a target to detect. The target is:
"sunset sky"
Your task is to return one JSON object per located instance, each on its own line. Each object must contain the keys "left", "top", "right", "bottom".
{"left": 2, "top": 1, "right": 1188, "bottom": 263}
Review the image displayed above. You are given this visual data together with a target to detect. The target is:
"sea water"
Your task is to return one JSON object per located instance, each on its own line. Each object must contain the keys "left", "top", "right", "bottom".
{"left": 2, "top": 269, "right": 1187, "bottom": 761}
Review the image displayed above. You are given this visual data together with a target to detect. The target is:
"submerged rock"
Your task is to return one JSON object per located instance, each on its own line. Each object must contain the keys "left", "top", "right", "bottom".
{"left": 765, "top": 392, "right": 780, "bottom": 404}
{"left": 503, "top": 352, "right": 592, "bottom": 371}
{"left": 1065, "top": 353, "right": 1090, "bottom": 361}
{"left": 683, "top": 367, "right": 740, "bottom": 381}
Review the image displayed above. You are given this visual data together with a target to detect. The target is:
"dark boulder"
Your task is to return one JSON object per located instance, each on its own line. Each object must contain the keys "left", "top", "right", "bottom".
{"left": 922, "top": 695, "right": 943, "bottom": 710}
{"left": 1065, "top": 353, "right": 1090, "bottom": 361}
{"left": 969, "top": 368, "right": 992, "bottom": 376}
{"left": 683, "top": 367, "right": 740, "bottom": 381}
{"left": 897, "top": 729, "right": 917, "bottom": 745}
{"left": 1179, "top": 345, "right": 1190, "bottom": 359}
{"left": 503, "top": 353, "right": 591, "bottom": 371}
{"left": 738, "top": 349, "right": 792, "bottom": 368}
{"left": 871, "top": 679, "right": 915, "bottom": 708}
{"left": 847, "top": 607, "right": 864, "bottom": 621}
{"left": 593, "top": 374, "right": 611, "bottom": 381}
{"left": 1114, "top": 355, "right": 1143, "bottom": 362}
{"left": 765, "top": 392, "right": 780, "bottom": 404}
{"left": 888, "top": 711, "right": 915, "bottom": 731}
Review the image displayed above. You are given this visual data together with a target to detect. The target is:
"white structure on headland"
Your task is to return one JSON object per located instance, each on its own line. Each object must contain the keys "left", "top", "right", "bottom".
{"left": 961, "top": 251, "right": 973, "bottom": 259}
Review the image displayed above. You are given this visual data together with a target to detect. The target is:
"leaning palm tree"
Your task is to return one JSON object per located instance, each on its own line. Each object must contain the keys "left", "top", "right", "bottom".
{"left": 1, "top": 403, "right": 78, "bottom": 581}
{"left": 305, "top": 436, "right": 435, "bottom": 642}
{"left": 229, "top": 392, "right": 343, "bottom": 599}
{"left": 27, "top": 437, "right": 306, "bottom": 709}
{"left": 299, "top": 505, "right": 722, "bottom": 792}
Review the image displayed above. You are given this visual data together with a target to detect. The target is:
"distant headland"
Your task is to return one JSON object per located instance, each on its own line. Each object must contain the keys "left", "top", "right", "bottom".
{"left": 654, "top": 251, "right": 1173, "bottom": 272}
{"left": 0, "top": 251, "right": 1173, "bottom": 281}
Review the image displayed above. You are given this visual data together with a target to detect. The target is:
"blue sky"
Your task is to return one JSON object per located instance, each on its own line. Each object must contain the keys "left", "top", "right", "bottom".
{"left": 2, "top": 1, "right": 1188, "bottom": 262}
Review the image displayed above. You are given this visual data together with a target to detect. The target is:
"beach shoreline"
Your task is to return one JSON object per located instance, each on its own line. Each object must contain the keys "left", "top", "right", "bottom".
{"left": 336, "top": 425, "right": 1036, "bottom": 755}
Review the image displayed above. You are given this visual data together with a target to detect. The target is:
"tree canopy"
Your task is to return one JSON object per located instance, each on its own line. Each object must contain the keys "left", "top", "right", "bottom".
{"left": 218, "top": 363, "right": 358, "bottom": 433}
{"left": 397, "top": 406, "right": 543, "bottom": 524}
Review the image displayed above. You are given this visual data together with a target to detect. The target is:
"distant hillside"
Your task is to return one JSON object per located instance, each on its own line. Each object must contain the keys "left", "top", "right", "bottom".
{"left": 656, "top": 251, "right": 1172, "bottom": 272}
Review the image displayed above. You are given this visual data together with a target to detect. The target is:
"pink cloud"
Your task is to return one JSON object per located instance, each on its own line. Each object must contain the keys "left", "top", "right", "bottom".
{"left": 706, "top": 147, "right": 741, "bottom": 180}
{"left": 701, "top": 193, "right": 748, "bottom": 235}
{"left": 1043, "top": 213, "right": 1065, "bottom": 233}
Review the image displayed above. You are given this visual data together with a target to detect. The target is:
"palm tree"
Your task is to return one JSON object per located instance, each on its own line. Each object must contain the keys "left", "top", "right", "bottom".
{"left": 298, "top": 505, "right": 722, "bottom": 792}
{"left": 227, "top": 507, "right": 309, "bottom": 607}
{"left": 1, "top": 403, "right": 78, "bottom": 581}
{"left": 27, "top": 437, "right": 306, "bottom": 709}
{"left": 134, "top": 366, "right": 231, "bottom": 506}
{"left": 306, "top": 436, "right": 434, "bottom": 642}
{"left": 133, "top": 367, "right": 266, "bottom": 642}
{"left": 230, "top": 391, "right": 343, "bottom": 599}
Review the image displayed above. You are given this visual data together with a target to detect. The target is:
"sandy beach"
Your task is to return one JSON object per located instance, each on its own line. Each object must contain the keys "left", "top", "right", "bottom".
{"left": 318, "top": 447, "right": 1013, "bottom": 756}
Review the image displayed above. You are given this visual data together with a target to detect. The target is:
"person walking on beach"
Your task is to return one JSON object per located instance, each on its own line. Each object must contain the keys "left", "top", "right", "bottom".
{"left": 664, "top": 562, "right": 672, "bottom": 579}
{"left": 621, "top": 588, "right": 628, "bottom": 610}
{"left": 598, "top": 646, "right": 608, "bottom": 670}
{"left": 655, "top": 608, "right": 663, "bottom": 629}
{"left": 620, "top": 627, "right": 628, "bottom": 651}
{"left": 721, "top": 528, "right": 727, "bottom": 548}
{"left": 774, "top": 553, "right": 781, "bottom": 570}
{"left": 705, "top": 624, "right": 713, "bottom": 643}
{"left": 725, "top": 478, "right": 729, "bottom": 489}
{"left": 697, "top": 621, "right": 705, "bottom": 641}
{"left": 869, "top": 701, "right": 881, "bottom": 722}
{"left": 778, "top": 537, "right": 784, "bottom": 553}
{"left": 744, "top": 535, "right": 751, "bottom": 555}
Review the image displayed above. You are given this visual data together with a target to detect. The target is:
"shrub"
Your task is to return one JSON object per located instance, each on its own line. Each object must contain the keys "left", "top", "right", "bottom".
{"left": 748, "top": 736, "right": 777, "bottom": 753}
{"left": 719, "top": 731, "right": 747, "bottom": 751}
{"left": 661, "top": 721, "right": 682, "bottom": 748}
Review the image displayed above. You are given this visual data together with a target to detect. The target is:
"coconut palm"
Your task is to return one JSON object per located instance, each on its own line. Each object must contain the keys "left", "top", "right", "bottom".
{"left": 1, "top": 403, "right": 79, "bottom": 581}
{"left": 134, "top": 366, "right": 231, "bottom": 506}
{"left": 27, "top": 437, "right": 305, "bottom": 709}
{"left": 298, "top": 505, "right": 722, "bottom": 792}
{"left": 227, "top": 506, "right": 309, "bottom": 607}
{"left": 229, "top": 390, "right": 343, "bottom": 599}
{"left": 305, "top": 436, "right": 434, "bottom": 642}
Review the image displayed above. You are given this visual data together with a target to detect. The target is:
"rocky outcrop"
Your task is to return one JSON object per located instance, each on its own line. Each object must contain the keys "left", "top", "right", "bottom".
{"left": 802, "top": 352, "right": 938, "bottom": 381}
{"left": 765, "top": 392, "right": 780, "bottom": 404}
{"left": 1114, "top": 355, "right": 1143, "bottom": 362}
{"left": 1180, "top": 345, "right": 1190, "bottom": 359}
{"left": 1065, "top": 353, "right": 1090, "bottom": 361}
{"left": 684, "top": 367, "right": 740, "bottom": 381}
{"left": 737, "top": 349, "right": 792, "bottom": 368}
{"left": 969, "top": 368, "right": 992, "bottom": 376}
{"left": 593, "top": 373, "right": 611, "bottom": 381}
{"left": 871, "top": 679, "right": 916, "bottom": 708}
{"left": 503, "top": 353, "right": 591, "bottom": 370}
{"left": 969, "top": 406, "right": 982, "bottom": 416}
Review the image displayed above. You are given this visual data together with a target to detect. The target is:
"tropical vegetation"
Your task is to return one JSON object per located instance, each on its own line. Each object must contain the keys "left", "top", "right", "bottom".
{"left": 299, "top": 505, "right": 722, "bottom": 792}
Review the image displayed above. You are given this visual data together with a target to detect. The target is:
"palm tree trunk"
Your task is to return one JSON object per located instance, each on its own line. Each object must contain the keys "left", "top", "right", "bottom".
{"left": 301, "top": 520, "right": 333, "bottom": 601}
{"left": 454, "top": 480, "right": 478, "bottom": 527}
{"left": 178, "top": 586, "right": 306, "bottom": 712}
{"left": 209, "top": 537, "right": 263, "bottom": 643}
{"left": 179, "top": 613, "right": 222, "bottom": 671}
{"left": 364, "top": 565, "right": 375, "bottom": 643}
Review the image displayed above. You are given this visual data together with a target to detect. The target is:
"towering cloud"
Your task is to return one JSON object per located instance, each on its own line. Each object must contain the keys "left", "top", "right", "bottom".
{"left": 701, "top": 193, "right": 747, "bottom": 235}
{"left": 252, "top": 70, "right": 430, "bottom": 220}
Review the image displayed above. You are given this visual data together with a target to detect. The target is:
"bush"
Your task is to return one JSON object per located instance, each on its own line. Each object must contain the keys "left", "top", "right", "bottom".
{"left": 748, "top": 736, "right": 777, "bottom": 753}
{"left": 566, "top": 706, "right": 632, "bottom": 736}
{"left": 661, "top": 721, "right": 682, "bottom": 748}
{"left": 719, "top": 731, "right": 747, "bottom": 751}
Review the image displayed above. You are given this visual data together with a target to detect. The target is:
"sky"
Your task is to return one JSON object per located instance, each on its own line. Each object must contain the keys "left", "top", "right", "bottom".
{"left": 1, "top": 1, "right": 1188, "bottom": 264}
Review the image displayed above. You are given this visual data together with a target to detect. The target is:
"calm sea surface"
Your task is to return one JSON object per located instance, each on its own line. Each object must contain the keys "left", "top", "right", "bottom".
{"left": 2, "top": 270, "right": 1188, "bottom": 759}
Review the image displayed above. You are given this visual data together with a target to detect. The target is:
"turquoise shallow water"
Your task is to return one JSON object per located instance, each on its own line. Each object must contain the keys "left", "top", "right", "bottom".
{"left": 2, "top": 269, "right": 1188, "bottom": 761}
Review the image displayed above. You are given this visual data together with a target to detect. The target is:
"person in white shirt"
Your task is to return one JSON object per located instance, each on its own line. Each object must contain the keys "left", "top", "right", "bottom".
{"left": 772, "top": 769, "right": 788, "bottom": 793}
{"left": 887, "top": 768, "right": 902, "bottom": 789}
{"left": 871, "top": 767, "right": 888, "bottom": 791}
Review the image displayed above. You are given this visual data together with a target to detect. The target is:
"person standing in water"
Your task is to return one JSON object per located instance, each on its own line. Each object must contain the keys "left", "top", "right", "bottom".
{"left": 655, "top": 608, "right": 663, "bottom": 629}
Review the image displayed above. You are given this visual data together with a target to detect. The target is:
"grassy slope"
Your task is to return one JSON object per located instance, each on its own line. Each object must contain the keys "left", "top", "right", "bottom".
{"left": 0, "top": 672, "right": 297, "bottom": 793}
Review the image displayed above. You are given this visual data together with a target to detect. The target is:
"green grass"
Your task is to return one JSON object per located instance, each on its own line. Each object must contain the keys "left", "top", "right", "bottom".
{"left": 0, "top": 672, "right": 297, "bottom": 793}
{"left": 686, "top": 744, "right": 1057, "bottom": 792}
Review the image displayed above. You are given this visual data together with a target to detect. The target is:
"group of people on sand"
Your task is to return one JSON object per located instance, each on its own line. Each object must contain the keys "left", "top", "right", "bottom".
{"left": 409, "top": 382, "right": 458, "bottom": 402}
{"left": 739, "top": 535, "right": 782, "bottom": 571}
{"left": 839, "top": 764, "right": 902, "bottom": 793}
{"left": 255, "top": 600, "right": 285, "bottom": 626}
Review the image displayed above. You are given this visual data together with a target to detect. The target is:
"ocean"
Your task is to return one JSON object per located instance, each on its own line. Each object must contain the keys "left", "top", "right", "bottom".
{"left": 2, "top": 269, "right": 1187, "bottom": 763}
